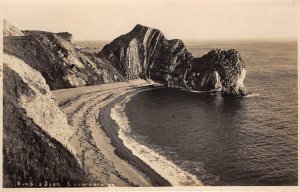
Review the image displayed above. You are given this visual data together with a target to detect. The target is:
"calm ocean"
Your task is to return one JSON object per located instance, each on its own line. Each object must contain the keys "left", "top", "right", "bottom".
{"left": 117, "top": 41, "right": 298, "bottom": 185}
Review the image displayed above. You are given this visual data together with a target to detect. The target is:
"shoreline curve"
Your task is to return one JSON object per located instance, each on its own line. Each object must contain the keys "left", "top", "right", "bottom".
{"left": 99, "top": 86, "right": 172, "bottom": 186}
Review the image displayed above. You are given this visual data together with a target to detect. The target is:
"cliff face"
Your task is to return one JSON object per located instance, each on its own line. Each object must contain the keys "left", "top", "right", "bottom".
{"left": 98, "top": 24, "right": 247, "bottom": 95}
{"left": 98, "top": 24, "right": 193, "bottom": 88}
{"left": 2, "top": 19, "right": 248, "bottom": 187}
{"left": 3, "top": 19, "right": 24, "bottom": 36}
{"left": 188, "top": 49, "right": 247, "bottom": 95}
{"left": 3, "top": 53, "right": 91, "bottom": 187}
{"left": 3, "top": 22, "right": 124, "bottom": 90}
{"left": 4, "top": 20, "right": 247, "bottom": 95}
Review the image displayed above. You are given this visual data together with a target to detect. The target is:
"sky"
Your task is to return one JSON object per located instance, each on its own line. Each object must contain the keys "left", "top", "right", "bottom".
{"left": 3, "top": 0, "right": 299, "bottom": 41}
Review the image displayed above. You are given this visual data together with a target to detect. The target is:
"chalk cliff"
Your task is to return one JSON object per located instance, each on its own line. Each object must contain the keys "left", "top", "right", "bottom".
{"left": 98, "top": 24, "right": 247, "bottom": 95}
{"left": 3, "top": 22, "right": 124, "bottom": 90}
{"left": 3, "top": 53, "right": 91, "bottom": 187}
{"left": 3, "top": 19, "right": 24, "bottom": 36}
{"left": 4, "top": 20, "right": 247, "bottom": 95}
{"left": 2, "top": 19, "right": 248, "bottom": 187}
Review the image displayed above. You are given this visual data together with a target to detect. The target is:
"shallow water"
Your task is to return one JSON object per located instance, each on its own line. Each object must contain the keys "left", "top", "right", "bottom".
{"left": 123, "top": 41, "right": 298, "bottom": 186}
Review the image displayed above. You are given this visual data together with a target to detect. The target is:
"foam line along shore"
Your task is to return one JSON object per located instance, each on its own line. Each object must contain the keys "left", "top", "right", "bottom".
{"left": 105, "top": 90, "right": 204, "bottom": 186}
{"left": 52, "top": 80, "right": 162, "bottom": 186}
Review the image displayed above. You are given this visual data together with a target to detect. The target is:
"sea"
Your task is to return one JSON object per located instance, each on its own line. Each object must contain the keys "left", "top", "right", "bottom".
{"left": 109, "top": 40, "right": 298, "bottom": 186}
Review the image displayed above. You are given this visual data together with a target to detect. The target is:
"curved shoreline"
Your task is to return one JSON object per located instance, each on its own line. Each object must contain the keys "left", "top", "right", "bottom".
{"left": 53, "top": 80, "right": 162, "bottom": 186}
{"left": 99, "top": 87, "right": 172, "bottom": 186}
{"left": 53, "top": 80, "right": 202, "bottom": 186}
{"left": 101, "top": 86, "right": 204, "bottom": 186}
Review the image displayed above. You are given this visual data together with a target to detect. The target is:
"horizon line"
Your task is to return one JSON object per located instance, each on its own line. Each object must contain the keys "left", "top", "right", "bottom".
{"left": 74, "top": 37, "right": 298, "bottom": 42}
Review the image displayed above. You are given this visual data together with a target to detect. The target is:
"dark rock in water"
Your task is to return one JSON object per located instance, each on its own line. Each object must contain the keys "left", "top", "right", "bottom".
{"left": 3, "top": 19, "right": 247, "bottom": 95}
{"left": 188, "top": 49, "right": 247, "bottom": 96}
{"left": 98, "top": 24, "right": 247, "bottom": 95}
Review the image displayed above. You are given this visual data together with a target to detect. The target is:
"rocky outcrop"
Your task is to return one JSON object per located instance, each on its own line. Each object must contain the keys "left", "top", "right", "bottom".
{"left": 3, "top": 21, "right": 124, "bottom": 90}
{"left": 98, "top": 24, "right": 193, "bottom": 88}
{"left": 3, "top": 20, "right": 247, "bottom": 95}
{"left": 4, "top": 54, "right": 76, "bottom": 151}
{"left": 23, "top": 30, "right": 73, "bottom": 42}
{"left": 188, "top": 49, "right": 247, "bottom": 95}
{"left": 98, "top": 24, "right": 247, "bottom": 95}
{"left": 3, "top": 53, "right": 91, "bottom": 187}
{"left": 3, "top": 19, "right": 24, "bottom": 36}
{"left": 2, "top": 19, "right": 248, "bottom": 187}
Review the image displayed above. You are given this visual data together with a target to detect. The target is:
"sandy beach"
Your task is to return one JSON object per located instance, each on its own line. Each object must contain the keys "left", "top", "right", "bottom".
{"left": 52, "top": 79, "right": 168, "bottom": 186}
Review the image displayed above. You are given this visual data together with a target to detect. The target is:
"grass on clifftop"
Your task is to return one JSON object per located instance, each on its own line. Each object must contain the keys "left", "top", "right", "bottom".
{"left": 3, "top": 66, "right": 94, "bottom": 187}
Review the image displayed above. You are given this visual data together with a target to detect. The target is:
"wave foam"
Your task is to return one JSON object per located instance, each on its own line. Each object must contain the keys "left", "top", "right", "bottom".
{"left": 244, "top": 93, "right": 260, "bottom": 98}
{"left": 110, "top": 92, "right": 203, "bottom": 186}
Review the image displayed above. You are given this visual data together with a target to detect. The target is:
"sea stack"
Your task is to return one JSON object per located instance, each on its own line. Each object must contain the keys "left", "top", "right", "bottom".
{"left": 98, "top": 24, "right": 247, "bottom": 96}
{"left": 3, "top": 18, "right": 249, "bottom": 187}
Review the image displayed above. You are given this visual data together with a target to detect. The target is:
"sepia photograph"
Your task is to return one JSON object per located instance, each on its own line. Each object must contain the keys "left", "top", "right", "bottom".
{"left": 1, "top": 0, "right": 299, "bottom": 191}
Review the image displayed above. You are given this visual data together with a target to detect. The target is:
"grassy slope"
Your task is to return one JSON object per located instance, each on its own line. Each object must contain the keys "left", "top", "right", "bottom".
{"left": 3, "top": 65, "right": 92, "bottom": 187}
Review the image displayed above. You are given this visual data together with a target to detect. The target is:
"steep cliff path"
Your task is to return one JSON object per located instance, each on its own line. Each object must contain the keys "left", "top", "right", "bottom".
{"left": 52, "top": 80, "right": 168, "bottom": 186}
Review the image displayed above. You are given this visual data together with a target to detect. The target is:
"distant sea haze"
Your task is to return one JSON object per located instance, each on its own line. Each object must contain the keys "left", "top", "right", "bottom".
{"left": 76, "top": 40, "right": 109, "bottom": 52}
{"left": 108, "top": 41, "right": 298, "bottom": 185}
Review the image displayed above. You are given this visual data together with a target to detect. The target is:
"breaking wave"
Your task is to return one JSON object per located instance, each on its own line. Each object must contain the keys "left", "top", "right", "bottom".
{"left": 110, "top": 91, "right": 203, "bottom": 186}
{"left": 244, "top": 93, "right": 260, "bottom": 98}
